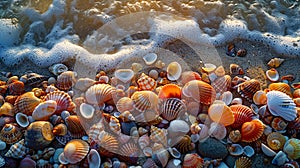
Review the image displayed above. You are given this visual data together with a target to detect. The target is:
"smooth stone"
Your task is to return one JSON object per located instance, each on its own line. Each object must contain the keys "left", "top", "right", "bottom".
{"left": 197, "top": 138, "right": 228, "bottom": 159}
{"left": 53, "top": 148, "right": 64, "bottom": 164}
{"left": 0, "top": 140, "right": 6, "bottom": 150}
{"left": 121, "top": 121, "right": 137, "bottom": 135}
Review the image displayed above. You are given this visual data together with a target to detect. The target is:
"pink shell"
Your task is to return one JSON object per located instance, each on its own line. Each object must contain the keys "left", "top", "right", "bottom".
{"left": 43, "top": 91, "right": 75, "bottom": 113}
{"left": 182, "top": 153, "right": 204, "bottom": 168}
{"left": 211, "top": 75, "right": 231, "bottom": 94}
{"left": 56, "top": 71, "right": 77, "bottom": 91}
{"left": 230, "top": 104, "right": 255, "bottom": 128}
{"left": 85, "top": 84, "right": 116, "bottom": 106}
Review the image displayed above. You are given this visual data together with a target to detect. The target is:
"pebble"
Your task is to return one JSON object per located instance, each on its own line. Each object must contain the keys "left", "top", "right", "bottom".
{"left": 198, "top": 138, "right": 228, "bottom": 159}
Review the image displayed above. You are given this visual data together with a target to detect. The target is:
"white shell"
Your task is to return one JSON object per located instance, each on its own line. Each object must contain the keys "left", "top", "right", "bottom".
{"left": 15, "top": 113, "right": 29, "bottom": 128}
{"left": 208, "top": 122, "right": 227, "bottom": 140}
{"left": 74, "top": 78, "right": 96, "bottom": 91}
{"left": 58, "top": 152, "right": 69, "bottom": 164}
{"left": 80, "top": 103, "right": 95, "bottom": 119}
{"left": 190, "top": 134, "right": 200, "bottom": 143}
{"left": 271, "top": 151, "right": 289, "bottom": 166}
{"left": 114, "top": 69, "right": 134, "bottom": 83}
{"left": 143, "top": 53, "right": 157, "bottom": 65}
{"left": 261, "top": 143, "right": 276, "bottom": 157}
{"left": 220, "top": 91, "right": 233, "bottom": 105}
{"left": 266, "top": 91, "right": 297, "bottom": 121}
{"left": 167, "top": 120, "right": 189, "bottom": 139}
{"left": 49, "top": 63, "right": 68, "bottom": 76}
{"left": 202, "top": 63, "right": 216, "bottom": 73}
{"left": 87, "top": 149, "right": 101, "bottom": 168}
{"left": 231, "top": 98, "right": 242, "bottom": 105}
{"left": 167, "top": 62, "right": 182, "bottom": 81}
{"left": 243, "top": 145, "right": 255, "bottom": 157}
{"left": 168, "top": 147, "right": 181, "bottom": 159}
{"left": 229, "top": 144, "right": 244, "bottom": 156}
{"left": 266, "top": 69, "right": 279, "bottom": 82}
{"left": 32, "top": 100, "right": 57, "bottom": 121}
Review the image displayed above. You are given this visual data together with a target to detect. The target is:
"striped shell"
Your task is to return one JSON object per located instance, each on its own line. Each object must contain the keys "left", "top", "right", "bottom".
{"left": 229, "top": 64, "right": 244, "bottom": 75}
{"left": 85, "top": 84, "right": 116, "bottom": 106}
{"left": 96, "top": 132, "right": 119, "bottom": 157}
{"left": 237, "top": 79, "right": 261, "bottom": 101}
{"left": 14, "top": 92, "right": 42, "bottom": 115}
{"left": 43, "top": 91, "right": 75, "bottom": 113}
{"left": 158, "top": 84, "right": 181, "bottom": 99}
{"left": 119, "top": 143, "right": 139, "bottom": 164}
{"left": 182, "top": 153, "right": 204, "bottom": 168}
{"left": 150, "top": 126, "right": 168, "bottom": 147}
{"left": 137, "top": 73, "right": 157, "bottom": 91}
{"left": 208, "top": 101, "right": 235, "bottom": 126}
{"left": 5, "top": 139, "right": 28, "bottom": 159}
{"left": 283, "top": 138, "right": 300, "bottom": 160}
{"left": 159, "top": 98, "right": 186, "bottom": 121}
{"left": 266, "top": 91, "right": 297, "bottom": 121}
{"left": 0, "top": 123, "right": 23, "bottom": 144}
{"left": 230, "top": 104, "right": 254, "bottom": 128}
{"left": 214, "top": 66, "right": 226, "bottom": 77}
{"left": 268, "top": 82, "right": 292, "bottom": 97}
{"left": 116, "top": 97, "right": 134, "bottom": 113}
{"left": 65, "top": 115, "right": 86, "bottom": 138}
{"left": 267, "top": 132, "right": 286, "bottom": 151}
{"left": 56, "top": 71, "right": 77, "bottom": 91}
{"left": 131, "top": 91, "right": 159, "bottom": 112}
{"left": 241, "top": 119, "right": 265, "bottom": 143}
{"left": 235, "top": 156, "right": 252, "bottom": 168}
{"left": 63, "top": 139, "right": 89, "bottom": 164}
{"left": 138, "top": 134, "right": 150, "bottom": 149}
{"left": 32, "top": 100, "right": 57, "bottom": 121}
{"left": 8, "top": 80, "right": 25, "bottom": 95}
{"left": 182, "top": 80, "right": 216, "bottom": 105}
{"left": 253, "top": 90, "right": 267, "bottom": 105}
{"left": 174, "top": 135, "right": 194, "bottom": 153}
{"left": 87, "top": 120, "right": 105, "bottom": 143}
{"left": 267, "top": 58, "right": 284, "bottom": 68}
{"left": 211, "top": 75, "right": 231, "bottom": 94}
{"left": 23, "top": 72, "right": 49, "bottom": 87}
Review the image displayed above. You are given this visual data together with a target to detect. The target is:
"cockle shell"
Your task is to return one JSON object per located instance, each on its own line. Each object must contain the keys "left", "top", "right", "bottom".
{"left": 230, "top": 104, "right": 254, "bottom": 128}
{"left": 119, "top": 143, "right": 139, "bottom": 164}
{"left": 237, "top": 79, "right": 261, "bottom": 101}
{"left": 131, "top": 90, "right": 159, "bottom": 112}
{"left": 137, "top": 73, "right": 157, "bottom": 91}
{"left": 49, "top": 63, "right": 68, "bottom": 76}
{"left": 182, "top": 80, "right": 216, "bottom": 105}
{"left": 114, "top": 69, "right": 134, "bottom": 83}
{"left": 211, "top": 75, "right": 231, "bottom": 94}
{"left": 267, "top": 132, "right": 286, "bottom": 151}
{"left": 159, "top": 98, "right": 186, "bottom": 121}
{"left": 32, "top": 100, "right": 57, "bottom": 121}
{"left": 267, "top": 58, "right": 284, "bottom": 68}
{"left": 266, "top": 68, "right": 279, "bottom": 82}
{"left": 143, "top": 53, "right": 157, "bottom": 65}
{"left": 182, "top": 153, "right": 204, "bottom": 168}
{"left": 241, "top": 119, "right": 265, "bottom": 143}
{"left": 5, "top": 139, "right": 28, "bottom": 159}
{"left": 96, "top": 132, "right": 119, "bottom": 157}
{"left": 167, "top": 62, "right": 182, "bottom": 81}
{"left": 63, "top": 139, "right": 89, "bottom": 164}
{"left": 56, "top": 71, "right": 77, "bottom": 91}
{"left": 14, "top": 92, "right": 42, "bottom": 115}
{"left": 283, "top": 138, "right": 300, "bottom": 160}
{"left": 43, "top": 91, "right": 75, "bottom": 113}
{"left": 268, "top": 82, "right": 292, "bottom": 97}
{"left": 15, "top": 113, "right": 29, "bottom": 128}
{"left": 173, "top": 135, "right": 194, "bottom": 153}
{"left": 228, "top": 144, "right": 244, "bottom": 156}
{"left": 230, "top": 64, "right": 244, "bottom": 75}
{"left": 293, "top": 89, "right": 300, "bottom": 98}
{"left": 0, "top": 123, "right": 23, "bottom": 144}
{"left": 150, "top": 126, "right": 168, "bottom": 147}
{"left": 65, "top": 115, "right": 86, "bottom": 138}
{"left": 0, "top": 102, "right": 14, "bottom": 117}
{"left": 85, "top": 84, "right": 116, "bottom": 106}
{"left": 116, "top": 97, "right": 134, "bottom": 113}
{"left": 180, "top": 71, "right": 201, "bottom": 85}
{"left": 158, "top": 84, "right": 181, "bottom": 99}
{"left": 234, "top": 156, "right": 252, "bottom": 168}
{"left": 266, "top": 90, "right": 297, "bottom": 121}
{"left": 228, "top": 130, "right": 242, "bottom": 143}
{"left": 208, "top": 122, "right": 227, "bottom": 140}
{"left": 208, "top": 101, "right": 234, "bottom": 126}
{"left": 253, "top": 90, "right": 267, "bottom": 105}
{"left": 8, "top": 80, "right": 25, "bottom": 95}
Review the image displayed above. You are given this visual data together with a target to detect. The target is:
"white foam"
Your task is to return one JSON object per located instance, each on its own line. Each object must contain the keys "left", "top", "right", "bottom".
{"left": 0, "top": 19, "right": 21, "bottom": 47}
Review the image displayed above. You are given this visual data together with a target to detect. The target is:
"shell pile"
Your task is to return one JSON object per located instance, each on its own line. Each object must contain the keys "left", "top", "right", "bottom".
{"left": 0, "top": 54, "right": 300, "bottom": 168}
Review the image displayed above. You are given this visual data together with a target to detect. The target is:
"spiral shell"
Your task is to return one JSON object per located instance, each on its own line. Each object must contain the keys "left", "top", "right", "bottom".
{"left": 137, "top": 73, "right": 157, "bottom": 90}
{"left": 283, "top": 138, "right": 300, "bottom": 160}
{"left": 208, "top": 101, "right": 235, "bottom": 126}
{"left": 230, "top": 64, "right": 244, "bottom": 75}
{"left": 158, "top": 84, "right": 181, "bottom": 99}
{"left": 267, "top": 132, "right": 286, "bottom": 151}
{"left": 49, "top": 63, "right": 68, "bottom": 76}
{"left": 228, "top": 130, "right": 242, "bottom": 143}
{"left": 237, "top": 79, "right": 261, "bottom": 101}
{"left": 159, "top": 98, "right": 186, "bottom": 121}
{"left": 85, "top": 84, "right": 116, "bottom": 106}
{"left": 0, "top": 123, "right": 23, "bottom": 144}
{"left": 267, "top": 58, "right": 284, "bottom": 68}
{"left": 241, "top": 119, "right": 265, "bottom": 143}
{"left": 131, "top": 91, "right": 159, "bottom": 112}
{"left": 5, "top": 139, "right": 28, "bottom": 159}
{"left": 14, "top": 92, "right": 42, "bottom": 116}
{"left": 56, "top": 71, "right": 77, "bottom": 91}
{"left": 271, "top": 117, "right": 288, "bottom": 131}
{"left": 230, "top": 104, "right": 254, "bottom": 128}
{"left": 211, "top": 75, "right": 231, "bottom": 94}
{"left": 43, "top": 91, "right": 75, "bottom": 113}
{"left": 150, "top": 126, "right": 168, "bottom": 147}
{"left": 182, "top": 153, "right": 204, "bottom": 168}
{"left": 174, "top": 135, "right": 194, "bottom": 154}
{"left": 63, "top": 139, "right": 89, "bottom": 164}
{"left": 235, "top": 156, "right": 252, "bottom": 168}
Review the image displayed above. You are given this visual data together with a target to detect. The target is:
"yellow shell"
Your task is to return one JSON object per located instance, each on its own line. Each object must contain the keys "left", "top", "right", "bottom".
{"left": 267, "top": 58, "right": 284, "bottom": 68}
{"left": 283, "top": 138, "right": 300, "bottom": 160}
{"left": 208, "top": 101, "right": 235, "bottom": 126}
{"left": 167, "top": 62, "right": 182, "bottom": 81}
{"left": 150, "top": 126, "right": 168, "bottom": 147}
{"left": 0, "top": 102, "right": 15, "bottom": 117}
{"left": 55, "top": 71, "right": 76, "bottom": 91}
{"left": 235, "top": 156, "right": 252, "bottom": 168}
{"left": 269, "top": 82, "right": 292, "bottom": 97}
{"left": 253, "top": 90, "right": 267, "bottom": 105}
{"left": 241, "top": 119, "right": 265, "bottom": 143}
{"left": 14, "top": 92, "right": 42, "bottom": 116}
{"left": 267, "top": 132, "right": 286, "bottom": 151}
{"left": 63, "top": 139, "right": 89, "bottom": 164}
{"left": 214, "top": 66, "right": 226, "bottom": 77}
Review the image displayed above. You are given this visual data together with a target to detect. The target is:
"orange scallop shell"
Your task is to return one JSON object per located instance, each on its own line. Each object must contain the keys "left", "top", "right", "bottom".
{"left": 180, "top": 71, "right": 201, "bottom": 85}
{"left": 96, "top": 132, "right": 119, "bottom": 157}
{"left": 241, "top": 119, "right": 265, "bottom": 143}
{"left": 158, "top": 84, "right": 181, "bottom": 99}
{"left": 253, "top": 90, "right": 267, "bottom": 105}
{"left": 237, "top": 79, "right": 261, "bottom": 101}
{"left": 8, "top": 80, "right": 25, "bottom": 95}
{"left": 85, "top": 84, "right": 116, "bottom": 106}
{"left": 211, "top": 75, "right": 231, "bottom": 94}
{"left": 182, "top": 153, "right": 204, "bottom": 168}
{"left": 0, "top": 123, "right": 23, "bottom": 144}
{"left": 56, "top": 71, "right": 76, "bottom": 91}
{"left": 137, "top": 73, "right": 157, "bottom": 91}
{"left": 268, "top": 82, "right": 292, "bottom": 97}
{"left": 208, "top": 101, "right": 235, "bottom": 126}
{"left": 43, "top": 91, "right": 75, "bottom": 113}
{"left": 14, "top": 92, "right": 42, "bottom": 116}
{"left": 63, "top": 139, "right": 89, "bottom": 164}
{"left": 65, "top": 115, "right": 86, "bottom": 138}
{"left": 131, "top": 91, "right": 159, "bottom": 113}
{"left": 230, "top": 104, "right": 254, "bottom": 128}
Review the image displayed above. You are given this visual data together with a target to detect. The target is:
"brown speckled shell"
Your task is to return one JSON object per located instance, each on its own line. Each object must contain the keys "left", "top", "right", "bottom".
{"left": 14, "top": 92, "right": 42, "bottom": 115}
{"left": 56, "top": 71, "right": 77, "bottom": 91}
{"left": 0, "top": 123, "right": 23, "bottom": 144}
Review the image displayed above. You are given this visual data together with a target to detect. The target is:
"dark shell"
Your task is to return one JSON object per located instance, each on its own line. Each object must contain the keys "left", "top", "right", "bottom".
{"left": 226, "top": 43, "right": 236, "bottom": 57}
{"left": 174, "top": 135, "right": 194, "bottom": 154}
{"left": 0, "top": 123, "right": 23, "bottom": 144}
{"left": 65, "top": 115, "right": 86, "bottom": 138}
{"left": 236, "top": 48, "right": 247, "bottom": 57}
{"left": 23, "top": 73, "right": 49, "bottom": 87}
{"left": 237, "top": 79, "right": 261, "bottom": 102}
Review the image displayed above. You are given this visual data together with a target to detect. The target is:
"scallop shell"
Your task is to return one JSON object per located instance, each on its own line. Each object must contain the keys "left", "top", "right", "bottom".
{"left": 202, "top": 63, "right": 216, "bottom": 73}
{"left": 237, "top": 79, "right": 261, "bottom": 101}
{"left": 293, "top": 89, "right": 300, "bottom": 98}
{"left": 150, "top": 126, "right": 168, "bottom": 147}
{"left": 43, "top": 91, "right": 75, "bottom": 113}
{"left": 63, "top": 139, "right": 89, "bottom": 164}
{"left": 268, "top": 82, "right": 292, "bottom": 97}
{"left": 56, "top": 71, "right": 77, "bottom": 91}
{"left": 214, "top": 66, "right": 226, "bottom": 77}
{"left": 116, "top": 97, "right": 134, "bottom": 113}
{"left": 14, "top": 92, "right": 42, "bottom": 116}
{"left": 119, "top": 143, "right": 139, "bottom": 164}
{"left": 87, "top": 120, "right": 105, "bottom": 143}
{"left": 180, "top": 71, "right": 201, "bottom": 85}
{"left": 32, "top": 100, "right": 57, "bottom": 121}
{"left": 173, "top": 135, "right": 194, "bottom": 153}
{"left": 143, "top": 53, "right": 157, "bottom": 65}
{"left": 228, "top": 144, "right": 244, "bottom": 156}
{"left": 49, "top": 63, "right": 68, "bottom": 76}
{"left": 159, "top": 98, "right": 186, "bottom": 121}
{"left": 266, "top": 68, "right": 279, "bottom": 82}
{"left": 0, "top": 123, "right": 23, "bottom": 144}
{"left": 283, "top": 138, "right": 300, "bottom": 160}
{"left": 241, "top": 119, "right": 265, "bottom": 143}
{"left": 230, "top": 104, "right": 254, "bottom": 128}
{"left": 158, "top": 84, "right": 181, "bottom": 99}
{"left": 143, "top": 158, "right": 158, "bottom": 168}
{"left": 8, "top": 80, "right": 25, "bottom": 95}
{"left": 65, "top": 115, "right": 86, "bottom": 138}
{"left": 208, "top": 101, "right": 234, "bottom": 126}
{"left": 211, "top": 75, "right": 231, "bottom": 94}
{"left": 15, "top": 113, "right": 29, "bottom": 128}
{"left": 271, "top": 117, "right": 288, "bottom": 131}
{"left": 0, "top": 102, "right": 15, "bottom": 117}
{"left": 253, "top": 90, "right": 267, "bottom": 105}
{"left": 96, "top": 132, "right": 119, "bottom": 157}
{"left": 267, "top": 132, "right": 286, "bottom": 151}
{"left": 182, "top": 153, "right": 204, "bottom": 168}
{"left": 137, "top": 73, "right": 157, "bottom": 91}
{"left": 234, "top": 156, "right": 252, "bottom": 168}
{"left": 5, "top": 139, "right": 28, "bottom": 159}
{"left": 208, "top": 122, "right": 227, "bottom": 140}
{"left": 182, "top": 80, "right": 216, "bottom": 105}
{"left": 85, "top": 84, "right": 116, "bottom": 106}
{"left": 266, "top": 90, "right": 297, "bottom": 121}
{"left": 114, "top": 69, "right": 134, "bottom": 83}
{"left": 167, "top": 62, "right": 182, "bottom": 81}
{"left": 131, "top": 91, "right": 159, "bottom": 112}
{"left": 228, "top": 130, "right": 242, "bottom": 143}
{"left": 267, "top": 58, "right": 284, "bottom": 68}
{"left": 230, "top": 64, "right": 244, "bottom": 75}
{"left": 138, "top": 134, "right": 150, "bottom": 149}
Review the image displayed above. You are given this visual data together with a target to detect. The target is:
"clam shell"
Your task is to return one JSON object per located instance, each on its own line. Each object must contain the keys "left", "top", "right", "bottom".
{"left": 173, "top": 135, "right": 194, "bottom": 153}
{"left": 138, "top": 134, "right": 150, "bottom": 149}
{"left": 114, "top": 69, "right": 134, "bottom": 83}
{"left": 5, "top": 139, "right": 28, "bottom": 159}
{"left": 266, "top": 68, "right": 279, "bottom": 82}
{"left": 137, "top": 73, "right": 157, "bottom": 91}
{"left": 237, "top": 79, "right": 261, "bottom": 101}
{"left": 150, "top": 126, "right": 168, "bottom": 147}
{"left": 119, "top": 143, "right": 139, "bottom": 164}
{"left": 228, "top": 130, "right": 241, "bottom": 143}
{"left": 228, "top": 144, "right": 244, "bottom": 156}
{"left": 131, "top": 90, "right": 159, "bottom": 112}
{"left": 230, "top": 104, "right": 254, "bottom": 128}
{"left": 43, "top": 91, "right": 75, "bottom": 113}
{"left": 167, "top": 62, "right": 182, "bottom": 81}
{"left": 208, "top": 101, "right": 235, "bottom": 126}
{"left": 87, "top": 149, "right": 101, "bottom": 168}
{"left": 49, "top": 63, "right": 68, "bottom": 76}
{"left": 234, "top": 156, "right": 252, "bottom": 168}
{"left": 8, "top": 80, "right": 25, "bottom": 95}
{"left": 65, "top": 115, "right": 86, "bottom": 138}
{"left": 74, "top": 78, "right": 96, "bottom": 91}
{"left": 143, "top": 53, "right": 157, "bottom": 65}
{"left": 253, "top": 90, "right": 267, "bottom": 105}
{"left": 241, "top": 119, "right": 265, "bottom": 143}
{"left": 15, "top": 113, "right": 29, "bottom": 128}
{"left": 267, "top": 58, "right": 284, "bottom": 68}
{"left": 230, "top": 64, "right": 244, "bottom": 75}
{"left": 283, "top": 138, "right": 300, "bottom": 160}
{"left": 32, "top": 100, "right": 57, "bottom": 121}
{"left": 267, "top": 132, "right": 286, "bottom": 151}
{"left": 211, "top": 75, "right": 231, "bottom": 94}
{"left": 0, "top": 102, "right": 15, "bottom": 117}
{"left": 266, "top": 90, "right": 297, "bottom": 121}
{"left": 159, "top": 98, "right": 186, "bottom": 121}
{"left": 14, "top": 92, "right": 42, "bottom": 116}
{"left": 85, "top": 84, "right": 116, "bottom": 106}
{"left": 79, "top": 103, "right": 95, "bottom": 119}
{"left": 56, "top": 71, "right": 77, "bottom": 91}
{"left": 182, "top": 153, "right": 204, "bottom": 168}
{"left": 63, "top": 139, "right": 89, "bottom": 164}
{"left": 116, "top": 97, "right": 134, "bottom": 113}
{"left": 158, "top": 84, "right": 181, "bottom": 99}
{"left": 202, "top": 63, "right": 216, "bottom": 73}
{"left": 261, "top": 143, "right": 276, "bottom": 157}
{"left": 0, "top": 123, "right": 23, "bottom": 144}
{"left": 208, "top": 122, "right": 227, "bottom": 140}
{"left": 269, "top": 82, "right": 292, "bottom": 97}
{"left": 180, "top": 71, "right": 201, "bottom": 85}
{"left": 243, "top": 145, "right": 255, "bottom": 157}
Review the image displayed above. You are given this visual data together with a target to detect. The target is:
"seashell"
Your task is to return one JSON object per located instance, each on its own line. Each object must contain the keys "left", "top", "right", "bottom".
{"left": 220, "top": 91, "right": 233, "bottom": 105}
{"left": 32, "top": 100, "right": 57, "bottom": 121}
{"left": 292, "top": 82, "right": 300, "bottom": 89}
{"left": 182, "top": 153, "right": 204, "bottom": 168}
{"left": 231, "top": 97, "right": 243, "bottom": 105}
{"left": 180, "top": 71, "right": 201, "bottom": 85}
{"left": 266, "top": 90, "right": 297, "bottom": 121}
{"left": 230, "top": 104, "right": 254, "bottom": 128}
{"left": 228, "top": 144, "right": 244, "bottom": 156}
{"left": 214, "top": 66, "right": 226, "bottom": 77}
{"left": 253, "top": 90, "right": 267, "bottom": 105}
{"left": 116, "top": 97, "right": 134, "bottom": 113}
{"left": 15, "top": 113, "right": 29, "bottom": 128}
{"left": 43, "top": 91, "right": 75, "bottom": 113}
{"left": 63, "top": 139, "right": 89, "bottom": 164}
{"left": 243, "top": 145, "right": 255, "bottom": 157}
{"left": 0, "top": 123, "right": 23, "bottom": 144}
{"left": 25, "top": 121, "right": 54, "bottom": 150}
{"left": 150, "top": 126, "right": 168, "bottom": 147}
{"left": 269, "top": 82, "right": 292, "bottom": 97}
{"left": 87, "top": 149, "right": 101, "bottom": 168}
{"left": 74, "top": 78, "right": 96, "bottom": 91}
{"left": 190, "top": 134, "right": 200, "bottom": 143}
{"left": 230, "top": 64, "right": 244, "bottom": 75}
{"left": 118, "top": 111, "right": 135, "bottom": 123}
{"left": 236, "top": 48, "right": 247, "bottom": 57}
{"left": 158, "top": 84, "right": 181, "bottom": 99}
{"left": 5, "top": 139, "right": 28, "bottom": 158}
{"left": 182, "top": 80, "right": 216, "bottom": 105}
{"left": 271, "top": 117, "right": 288, "bottom": 131}
{"left": 119, "top": 142, "right": 139, "bottom": 164}
{"left": 138, "top": 134, "right": 150, "bottom": 149}
{"left": 267, "top": 132, "right": 286, "bottom": 151}
{"left": 155, "top": 60, "right": 166, "bottom": 69}
{"left": 228, "top": 130, "right": 241, "bottom": 143}
{"left": 85, "top": 84, "right": 116, "bottom": 106}
{"left": 267, "top": 58, "right": 284, "bottom": 68}
{"left": 0, "top": 102, "right": 14, "bottom": 117}
{"left": 234, "top": 156, "right": 252, "bottom": 168}
{"left": 65, "top": 115, "right": 86, "bottom": 138}
{"left": 79, "top": 103, "right": 95, "bottom": 119}
{"left": 167, "top": 120, "right": 190, "bottom": 139}
{"left": 143, "top": 53, "right": 157, "bottom": 65}
{"left": 20, "top": 155, "right": 36, "bottom": 168}
{"left": 107, "top": 115, "right": 121, "bottom": 134}
{"left": 143, "top": 158, "right": 158, "bottom": 168}
{"left": 261, "top": 143, "right": 276, "bottom": 157}
{"left": 96, "top": 132, "right": 119, "bottom": 157}
{"left": 149, "top": 69, "right": 159, "bottom": 80}
{"left": 211, "top": 75, "right": 231, "bottom": 94}
{"left": 202, "top": 63, "right": 216, "bottom": 73}
{"left": 14, "top": 92, "right": 42, "bottom": 115}
{"left": 55, "top": 71, "right": 77, "bottom": 91}
{"left": 114, "top": 69, "right": 134, "bottom": 83}
{"left": 131, "top": 63, "right": 143, "bottom": 73}
{"left": 131, "top": 90, "right": 159, "bottom": 112}
{"left": 87, "top": 120, "right": 105, "bottom": 143}
{"left": 198, "top": 124, "right": 209, "bottom": 142}
{"left": 8, "top": 80, "right": 25, "bottom": 95}
{"left": 98, "top": 75, "right": 109, "bottom": 84}
{"left": 173, "top": 135, "right": 194, "bottom": 154}
{"left": 49, "top": 63, "right": 68, "bottom": 76}
{"left": 226, "top": 43, "right": 236, "bottom": 57}
{"left": 22, "top": 72, "right": 49, "bottom": 88}
{"left": 137, "top": 73, "right": 157, "bottom": 91}
{"left": 159, "top": 98, "right": 186, "bottom": 121}
{"left": 283, "top": 138, "right": 300, "bottom": 160}
{"left": 4, "top": 96, "right": 18, "bottom": 106}
{"left": 272, "top": 151, "right": 289, "bottom": 166}
{"left": 283, "top": 161, "right": 300, "bottom": 168}
{"left": 0, "top": 116, "right": 15, "bottom": 128}
{"left": 209, "top": 122, "right": 227, "bottom": 140}
{"left": 167, "top": 62, "right": 182, "bottom": 81}
{"left": 52, "top": 123, "right": 68, "bottom": 136}
{"left": 208, "top": 101, "right": 234, "bottom": 126}
{"left": 231, "top": 76, "right": 246, "bottom": 87}
{"left": 266, "top": 68, "right": 279, "bottom": 82}
{"left": 237, "top": 79, "right": 261, "bottom": 101}
{"left": 208, "top": 72, "right": 218, "bottom": 82}
{"left": 241, "top": 119, "right": 265, "bottom": 143}
{"left": 190, "top": 122, "right": 201, "bottom": 134}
